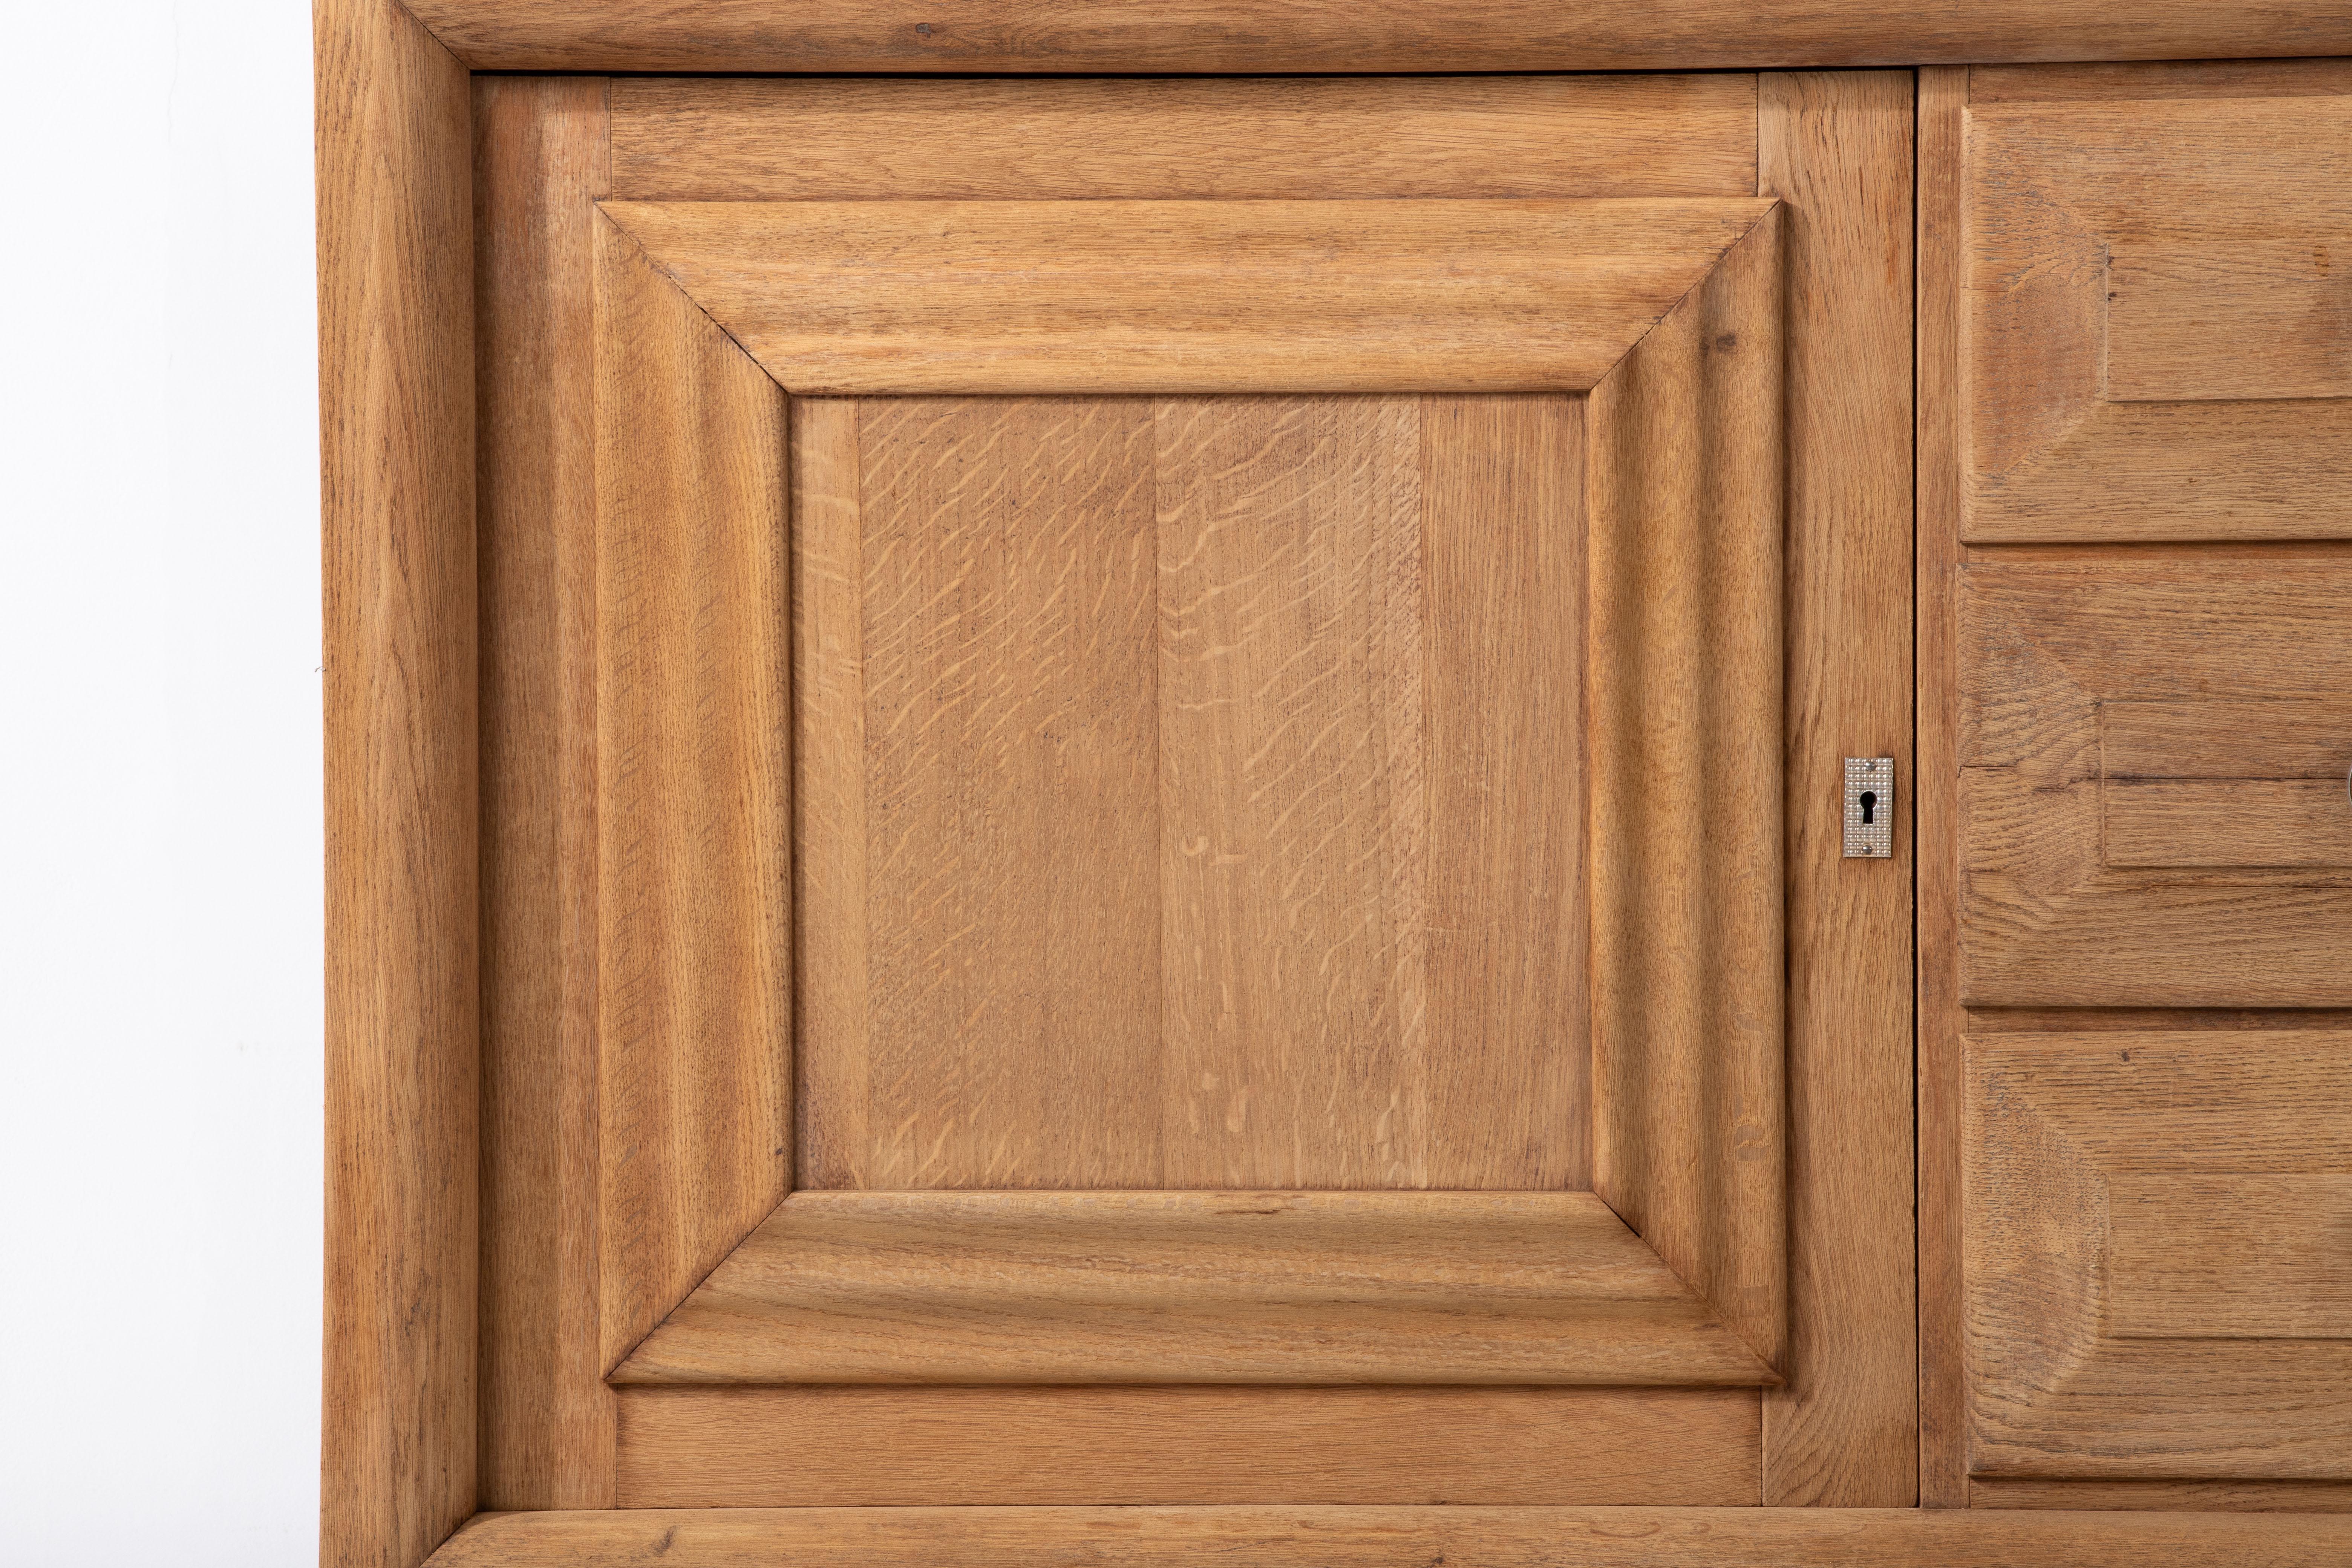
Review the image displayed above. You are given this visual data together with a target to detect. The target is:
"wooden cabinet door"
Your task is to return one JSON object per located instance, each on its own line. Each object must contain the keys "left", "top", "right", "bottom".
{"left": 1922, "top": 58, "right": 2352, "bottom": 1509}
{"left": 468, "top": 72, "right": 1914, "bottom": 1516}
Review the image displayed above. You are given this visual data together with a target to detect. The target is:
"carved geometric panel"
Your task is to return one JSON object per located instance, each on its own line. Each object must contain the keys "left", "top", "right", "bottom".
{"left": 1963, "top": 89, "right": 2352, "bottom": 542}
{"left": 1967, "top": 1030, "right": 2352, "bottom": 1479}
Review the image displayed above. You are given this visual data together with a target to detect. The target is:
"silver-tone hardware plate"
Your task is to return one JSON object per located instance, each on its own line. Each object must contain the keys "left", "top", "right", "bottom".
{"left": 1843, "top": 757, "right": 1894, "bottom": 859}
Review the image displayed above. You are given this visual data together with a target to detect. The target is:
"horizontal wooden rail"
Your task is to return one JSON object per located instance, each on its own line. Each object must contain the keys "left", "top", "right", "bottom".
{"left": 404, "top": 2, "right": 2352, "bottom": 75}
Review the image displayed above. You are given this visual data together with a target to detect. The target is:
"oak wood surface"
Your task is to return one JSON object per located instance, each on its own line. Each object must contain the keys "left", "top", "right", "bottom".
{"left": 794, "top": 395, "right": 1586, "bottom": 1191}
{"left": 1755, "top": 69, "right": 1918, "bottom": 1508}
{"left": 1959, "top": 556, "right": 2352, "bottom": 1007}
{"left": 428, "top": 1505, "right": 2352, "bottom": 1568}
{"left": 317, "top": 0, "right": 478, "bottom": 1563}
{"left": 1971, "top": 1479, "right": 2352, "bottom": 1513}
{"left": 1966, "top": 1030, "right": 2352, "bottom": 1480}
{"left": 614, "top": 1191, "right": 1779, "bottom": 1386}
{"left": 2104, "top": 1174, "right": 2352, "bottom": 1340}
{"left": 1970, "top": 60, "right": 2352, "bottom": 101}
{"left": 472, "top": 72, "right": 614, "bottom": 1512}
{"left": 1915, "top": 62, "right": 1972, "bottom": 1510}
{"left": 1588, "top": 209, "right": 1786, "bottom": 1373}
{"left": 401, "top": 0, "right": 2352, "bottom": 74}
{"left": 607, "top": 75, "right": 1759, "bottom": 201}
{"left": 2100, "top": 700, "right": 2352, "bottom": 870}
{"left": 600, "top": 198, "right": 1776, "bottom": 394}
{"left": 614, "top": 1386, "right": 1761, "bottom": 1507}
{"left": 1962, "top": 88, "right": 2352, "bottom": 542}
{"left": 591, "top": 217, "right": 792, "bottom": 1374}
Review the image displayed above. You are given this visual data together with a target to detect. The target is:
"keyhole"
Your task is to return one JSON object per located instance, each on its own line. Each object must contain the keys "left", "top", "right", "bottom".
{"left": 1858, "top": 790, "right": 1877, "bottom": 825}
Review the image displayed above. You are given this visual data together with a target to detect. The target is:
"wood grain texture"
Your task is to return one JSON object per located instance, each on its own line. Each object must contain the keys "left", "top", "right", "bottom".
{"left": 1962, "top": 83, "right": 2352, "bottom": 542}
{"left": 472, "top": 72, "right": 614, "bottom": 1513}
{"left": 429, "top": 1505, "right": 2352, "bottom": 1568}
{"left": 613, "top": 1191, "right": 1779, "bottom": 1386}
{"left": 796, "top": 396, "right": 1585, "bottom": 1192}
{"left": 592, "top": 217, "right": 791, "bottom": 1373}
{"left": 801, "top": 396, "right": 1164, "bottom": 1190}
{"left": 1915, "top": 62, "right": 1972, "bottom": 1510}
{"left": 2101, "top": 700, "right": 2352, "bottom": 870}
{"left": 1966, "top": 1030, "right": 2352, "bottom": 1480}
{"left": 1756, "top": 70, "right": 1917, "bottom": 1508}
{"left": 614, "top": 1386, "right": 1761, "bottom": 1506}
{"left": 600, "top": 199, "right": 1775, "bottom": 394}
{"left": 2105, "top": 1174, "right": 2352, "bottom": 1341}
{"left": 402, "top": 0, "right": 2352, "bottom": 74}
{"left": 1151, "top": 396, "right": 1441, "bottom": 1190}
{"left": 317, "top": 0, "right": 477, "bottom": 1563}
{"left": 1971, "top": 60, "right": 2352, "bottom": 103}
{"left": 1972, "top": 1478, "right": 2352, "bottom": 1512}
{"left": 1959, "top": 556, "right": 2352, "bottom": 1007}
{"left": 1155, "top": 396, "right": 1584, "bottom": 1190}
{"left": 608, "top": 75, "right": 1758, "bottom": 201}
{"left": 1588, "top": 209, "right": 1786, "bottom": 1372}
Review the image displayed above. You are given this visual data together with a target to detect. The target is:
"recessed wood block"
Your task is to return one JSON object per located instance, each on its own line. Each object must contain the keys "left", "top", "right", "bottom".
{"left": 1961, "top": 88, "right": 2352, "bottom": 542}
{"left": 600, "top": 198, "right": 1774, "bottom": 393}
{"left": 1966, "top": 1030, "right": 2352, "bottom": 1481}
{"left": 2101, "top": 700, "right": 2352, "bottom": 871}
{"left": 614, "top": 1192, "right": 1779, "bottom": 1386}
{"left": 1960, "top": 558, "right": 2352, "bottom": 1007}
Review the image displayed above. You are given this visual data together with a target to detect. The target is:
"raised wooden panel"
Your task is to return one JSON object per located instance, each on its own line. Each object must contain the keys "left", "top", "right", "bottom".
{"left": 795, "top": 395, "right": 1584, "bottom": 1193}
{"left": 1589, "top": 210, "right": 1786, "bottom": 1370}
{"left": 614, "top": 1386, "right": 1761, "bottom": 1506}
{"left": 1962, "top": 88, "right": 2352, "bottom": 542}
{"left": 615, "top": 1191, "right": 1775, "bottom": 1386}
{"left": 591, "top": 217, "right": 792, "bottom": 1372}
{"left": 2102, "top": 700, "right": 2352, "bottom": 870}
{"left": 2106, "top": 1174, "right": 2352, "bottom": 1341}
{"left": 1958, "top": 557, "right": 2352, "bottom": 1008}
{"left": 1966, "top": 1030, "right": 2352, "bottom": 1481}
{"left": 609, "top": 76, "right": 1759, "bottom": 202}
{"left": 600, "top": 198, "right": 1775, "bottom": 394}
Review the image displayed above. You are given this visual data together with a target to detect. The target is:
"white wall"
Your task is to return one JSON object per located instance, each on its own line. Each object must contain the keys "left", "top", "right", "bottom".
{"left": 0, "top": 3, "right": 323, "bottom": 1562}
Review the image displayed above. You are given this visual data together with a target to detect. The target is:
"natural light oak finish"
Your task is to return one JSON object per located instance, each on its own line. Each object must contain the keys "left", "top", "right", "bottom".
{"left": 1589, "top": 210, "right": 1786, "bottom": 1374}
{"left": 615, "top": 1386, "right": 1761, "bottom": 1507}
{"left": 2099, "top": 700, "right": 2352, "bottom": 870}
{"left": 794, "top": 395, "right": 1585, "bottom": 1192}
{"left": 427, "top": 1505, "right": 2352, "bottom": 1568}
{"left": 606, "top": 75, "right": 1759, "bottom": 201}
{"left": 1959, "top": 557, "right": 2352, "bottom": 1008}
{"left": 319, "top": 0, "right": 477, "bottom": 1563}
{"left": 591, "top": 217, "right": 791, "bottom": 1373}
{"left": 1966, "top": 1030, "right": 2352, "bottom": 1480}
{"left": 402, "top": 0, "right": 2352, "bottom": 74}
{"left": 600, "top": 199, "right": 1775, "bottom": 394}
{"left": 1756, "top": 69, "right": 1918, "bottom": 1508}
{"left": 1914, "top": 62, "right": 1972, "bottom": 1508}
{"left": 615, "top": 1192, "right": 1778, "bottom": 1386}
{"left": 1962, "top": 90, "right": 2352, "bottom": 542}
{"left": 473, "top": 73, "right": 614, "bottom": 1511}
{"left": 2104, "top": 1174, "right": 2352, "bottom": 1342}
{"left": 1971, "top": 1478, "right": 2352, "bottom": 1513}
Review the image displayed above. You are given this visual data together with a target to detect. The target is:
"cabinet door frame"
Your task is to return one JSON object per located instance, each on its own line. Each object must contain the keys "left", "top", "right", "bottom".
{"left": 318, "top": 4, "right": 2340, "bottom": 1567}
